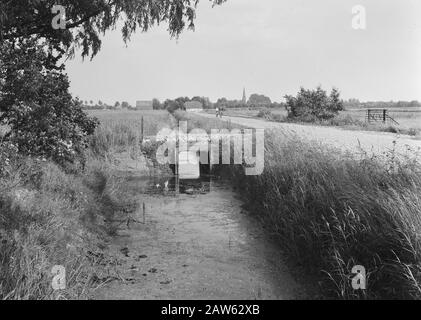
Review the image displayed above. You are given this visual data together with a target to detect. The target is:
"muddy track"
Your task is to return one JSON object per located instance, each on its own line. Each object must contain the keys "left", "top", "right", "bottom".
{"left": 92, "top": 175, "right": 309, "bottom": 300}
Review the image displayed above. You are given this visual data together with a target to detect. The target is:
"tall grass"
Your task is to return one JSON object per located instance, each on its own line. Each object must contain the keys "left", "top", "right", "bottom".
{"left": 172, "top": 110, "right": 241, "bottom": 133}
{"left": 89, "top": 111, "right": 172, "bottom": 157}
{"left": 0, "top": 110, "right": 172, "bottom": 299}
{"left": 219, "top": 131, "right": 421, "bottom": 299}
{"left": 0, "top": 150, "right": 130, "bottom": 299}
{"left": 187, "top": 110, "right": 421, "bottom": 299}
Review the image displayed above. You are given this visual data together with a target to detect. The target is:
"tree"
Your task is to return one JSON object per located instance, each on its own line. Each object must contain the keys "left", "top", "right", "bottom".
{"left": 114, "top": 101, "right": 121, "bottom": 108}
{"left": 152, "top": 98, "right": 162, "bottom": 110}
{"left": 0, "top": 39, "right": 98, "bottom": 166}
{"left": 0, "top": 0, "right": 227, "bottom": 59}
{"left": 248, "top": 94, "right": 271, "bottom": 106}
{"left": 191, "top": 96, "right": 211, "bottom": 109}
{"left": 0, "top": 0, "right": 225, "bottom": 167}
{"left": 284, "top": 86, "right": 344, "bottom": 121}
{"left": 164, "top": 97, "right": 189, "bottom": 113}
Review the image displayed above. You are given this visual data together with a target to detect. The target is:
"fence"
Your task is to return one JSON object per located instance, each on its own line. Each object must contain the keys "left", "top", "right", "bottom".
{"left": 366, "top": 109, "right": 399, "bottom": 125}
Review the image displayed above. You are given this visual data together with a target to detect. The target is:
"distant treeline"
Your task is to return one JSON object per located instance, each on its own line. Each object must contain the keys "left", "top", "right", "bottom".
{"left": 81, "top": 95, "right": 421, "bottom": 112}
{"left": 80, "top": 93, "right": 285, "bottom": 111}
{"left": 81, "top": 100, "right": 134, "bottom": 110}
{"left": 344, "top": 99, "right": 421, "bottom": 109}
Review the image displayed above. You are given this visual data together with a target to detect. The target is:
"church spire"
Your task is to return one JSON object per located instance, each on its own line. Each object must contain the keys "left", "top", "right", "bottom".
{"left": 242, "top": 87, "right": 247, "bottom": 104}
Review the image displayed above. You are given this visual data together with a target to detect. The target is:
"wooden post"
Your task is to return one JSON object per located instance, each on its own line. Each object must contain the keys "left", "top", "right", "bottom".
{"left": 142, "top": 202, "right": 146, "bottom": 224}
{"left": 141, "top": 116, "right": 144, "bottom": 142}
{"left": 383, "top": 109, "right": 387, "bottom": 123}
{"left": 175, "top": 120, "right": 180, "bottom": 195}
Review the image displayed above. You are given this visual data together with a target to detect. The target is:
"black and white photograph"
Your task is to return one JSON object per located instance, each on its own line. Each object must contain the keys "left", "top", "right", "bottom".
{"left": 1, "top": 0, "right": 421, "bottom": 306}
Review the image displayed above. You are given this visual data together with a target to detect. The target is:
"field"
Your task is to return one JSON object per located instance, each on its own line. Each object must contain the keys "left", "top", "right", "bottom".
{"left": 87, "top": 109, "right": 172, "bottom": 136}
{"left": 209, "top": 107, "right": 421, "bottom": 136}
{"left": 87, "top": 110, "right": 173, "bottom": 157}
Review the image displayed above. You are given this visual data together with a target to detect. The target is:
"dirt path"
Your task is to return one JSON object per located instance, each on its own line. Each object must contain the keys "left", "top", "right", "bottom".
{"left": 198, "top": 113, "right": 421, "bottom": 158}
{"left": 93, "top": 176, "right": 308, "bottom": 300}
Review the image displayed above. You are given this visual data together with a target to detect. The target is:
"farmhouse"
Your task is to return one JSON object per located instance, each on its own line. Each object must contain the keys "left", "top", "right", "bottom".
{"left": 184, "top": 101, "right": 203, "bottom": 112}
{"left": 135, "top": 100, "right": 153, "bottom": 110}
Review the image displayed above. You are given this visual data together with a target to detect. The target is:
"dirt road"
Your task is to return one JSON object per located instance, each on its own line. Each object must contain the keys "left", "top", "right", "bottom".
{"left": 199, "top": 113, "right": 421, "bottom": 158}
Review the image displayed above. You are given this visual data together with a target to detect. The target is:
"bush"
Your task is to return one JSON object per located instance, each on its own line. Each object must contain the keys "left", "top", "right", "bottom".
{"left": 257, "top": 109, "right": 273, "bottom": 119}
{"left": 285, "top": 86, "right": 344, "bottom": 121}
{"left": 257, "top": 109, "right": 286, "bottom": 122}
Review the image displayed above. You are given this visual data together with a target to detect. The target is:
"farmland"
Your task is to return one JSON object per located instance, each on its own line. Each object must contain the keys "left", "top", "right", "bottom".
{"left": 210, "top": 107, "right": 421, "bottom": 137}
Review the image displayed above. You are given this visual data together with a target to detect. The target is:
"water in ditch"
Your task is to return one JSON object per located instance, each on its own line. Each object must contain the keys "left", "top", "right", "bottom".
{"left": 92, "top": 171, "right": 309, "bottom": 300}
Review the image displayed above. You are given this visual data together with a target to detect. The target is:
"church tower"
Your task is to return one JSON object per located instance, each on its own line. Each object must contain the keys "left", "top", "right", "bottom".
{"left": 242, "top": 87, "right": 247, "bottom": 104}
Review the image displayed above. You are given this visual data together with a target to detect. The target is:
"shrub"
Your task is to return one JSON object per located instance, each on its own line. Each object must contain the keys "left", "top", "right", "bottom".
{"left": 285, "top": 86, "right": 344, "bottom": 121}
{"left": 257, "top": 109, "right": 273, "bottom": 119}
{"left": 257, "top": 109, "right": 285, "bottom": 122}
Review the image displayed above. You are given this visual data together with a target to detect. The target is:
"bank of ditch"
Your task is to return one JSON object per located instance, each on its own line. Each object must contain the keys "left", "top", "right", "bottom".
{"left": 177, "top": 111, "right": 421, "bottom": 299}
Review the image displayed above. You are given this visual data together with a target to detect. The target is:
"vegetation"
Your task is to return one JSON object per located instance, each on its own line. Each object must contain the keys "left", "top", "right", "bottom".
{"left": 0, "top": 141, "right": 129, "bottom": 299}
{"left": 152, "top": 98, "right": 162, "bottom": 110}
{"left": 215, "top": 97, "right": 283, "bottom": 110}
{"left": 88, "top": 110, "right": 172, "bottom": 157}
{"left": 0, "top": 0, "right": 227, "bottom": 59}
{"left": 285, "top": 86, "right": 344, "bottom": 121}
{"left": 344, "top": 99, "right": 421, "bottom": 110}
{"left": 0, "top": 39, "right": 98, "bottom": 168}
{"left": 248, "top": 93, "right": 272, "bottom": 106}
{"left": 1, "top": 0, "right": 225, "bottom": 300}
{"left": 238, "top": 137, "right": 421, "bottom": 299}
{"left": 182, "top": 114, "right": 421, "bottom": 299}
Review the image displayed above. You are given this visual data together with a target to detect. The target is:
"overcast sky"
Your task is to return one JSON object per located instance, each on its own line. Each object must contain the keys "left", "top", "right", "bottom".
{"left": 66, "top": 0, "right": 421, "bottom": 105}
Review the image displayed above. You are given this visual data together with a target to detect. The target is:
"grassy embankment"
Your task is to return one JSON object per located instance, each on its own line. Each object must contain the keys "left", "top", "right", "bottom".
{"left": 0, "top": 110, "right": 171, "bottom": 299}
{"left": 178, "top": 110, "right": 421, "bottom": 299}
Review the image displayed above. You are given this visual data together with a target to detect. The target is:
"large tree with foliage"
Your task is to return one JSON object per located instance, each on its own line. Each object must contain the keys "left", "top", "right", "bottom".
{"left": 0, "top": 0, "right": 226, "bottom": 59}
{"left": 248, "top": 93, "right": 271, "bottom": 106}
{"left": 0, "top": 39, "right": 98, "bottom": 166}
{"left": 0, "top": 0, "right": 225, "bottom": 166}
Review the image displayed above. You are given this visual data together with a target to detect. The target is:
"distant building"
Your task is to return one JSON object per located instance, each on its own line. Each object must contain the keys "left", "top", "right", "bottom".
{"left": 242, "top": 88, "right": 247, "bottom": 104}
{"left": 136, "top": 100, "right": 153, "bottom": 110}
{"left": 184, "top": 101, "right": 203, "bottom": 112}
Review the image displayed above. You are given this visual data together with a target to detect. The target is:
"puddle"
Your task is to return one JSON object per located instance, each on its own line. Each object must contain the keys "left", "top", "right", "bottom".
{"left": 125, "top": 174, "right": 216, "bottom": 196}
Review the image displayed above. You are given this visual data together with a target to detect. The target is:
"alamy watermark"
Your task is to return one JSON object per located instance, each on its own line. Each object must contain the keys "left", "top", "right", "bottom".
{"left": 52, "top": 4, "right": 368, "bottom": 31}
{"left": 52, "top": 5, "right": 66, "bottom": 30}
{"left": 351, "top": 265, "right": 367, "bottom": 290}
{"left": 51, "top": 265, "right": 66, "bottom": 290}
{"left": 352, "top": 5, "right": 367, "bottom": 30}
{"left": 155, "top": 121, "right": 265, "bottom": 176}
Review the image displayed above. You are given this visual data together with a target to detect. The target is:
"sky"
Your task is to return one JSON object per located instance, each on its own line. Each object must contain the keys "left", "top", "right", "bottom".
{"left": 66, "top": 0, "right": 421, "bottom": 105}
